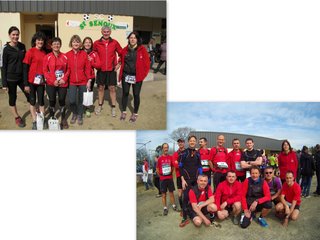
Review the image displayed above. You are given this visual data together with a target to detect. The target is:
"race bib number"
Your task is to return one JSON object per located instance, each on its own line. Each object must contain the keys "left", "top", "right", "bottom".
{"left": 235, "top": 162, "right": 243, "bottom": 171}
{"left": 55, "top": 70, "right": 64, "bottom": 80}
{"left": 34, "top": 74, "right": 44, "bottom": 85}
{"left": 125, "top": 75, "right": 136, "bottom": 84}
{"left": 162, "top": 164, "right": 171, "bottom": 176}
{"left": 201, "top": 160, "right": 209, "bottom": 166}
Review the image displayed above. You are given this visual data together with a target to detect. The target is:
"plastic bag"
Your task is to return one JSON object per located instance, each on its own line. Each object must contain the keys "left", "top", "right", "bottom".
{"left": 36, "top": 112, "right": 44, "bottom": 130}
{"left": 48, "top": 117, "right": 60, "bottom": 130}
{"left": 83, "top": 89, "right": 93, "bottom": 106}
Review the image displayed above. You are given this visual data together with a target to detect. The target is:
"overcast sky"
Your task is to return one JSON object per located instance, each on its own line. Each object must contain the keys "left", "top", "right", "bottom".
{"left": 137, "top": 102, "right": 320, "bottom": 151}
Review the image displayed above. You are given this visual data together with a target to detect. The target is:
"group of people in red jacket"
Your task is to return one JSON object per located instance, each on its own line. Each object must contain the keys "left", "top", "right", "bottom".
{"left": 155, "top": 135, "right": 302, "bottom": 229}
{"left": 1, "top": 25, "right": 150, "bottom": 129}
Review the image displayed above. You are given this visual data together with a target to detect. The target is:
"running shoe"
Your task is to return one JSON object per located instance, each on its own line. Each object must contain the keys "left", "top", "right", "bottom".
{"left": 120, "top": 112, "right": 127, "bottom": 121}
{"left": 61, "top": 119, "right": 69, "bottom": 130}
{"left": 179, "top": 218, "right": 190, "bottom": 227}
{"left": 163, "top": 208, "right": 168, "bottom": 216}
{"left": 111, "top": 107, "right": 116, "bottom": 117}
{"left": 155, "top": 194, "right": 162, "bottom": 198}
{"left": 172, "top": 205, "right": 178, "bottom": 211}
{"left": 129, "top": 114, "right": 138, "bottom": 123}
{"left": 85, "top": 109, "right": 91, "bottom": 118}
{"left": 95, "top": 105, "right": 102, "bottom": 115}
{"left": 232, "top": 215, "right": 239, "bottom": 225}
{"left": 258, "top": 217, "right": 269, "bottom": 227}
{"left": 15, "top": 116, "right": 25, "bottom": 128}
{"left": 70, "top": 114, "right": 77, "bottom": 124}
{"left": 77, "top": 115, "right": 83, "bottom": 125}
{"left": 32, "top": 121, "right": 37, "bottom": 130}
{"left": 305, "top": 195, "right": 311, "bottom": 199}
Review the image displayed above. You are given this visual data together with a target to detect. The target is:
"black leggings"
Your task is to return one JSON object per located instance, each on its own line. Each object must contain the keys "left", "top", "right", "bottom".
{"left": 29, "top": 84, "right": 45, "bottom": 106}
{"left": 121, "top": 80, "right": 143, "bottom": 113}
{"left": 7, "top": 80, "right": 29, "bottom": 106}
{"left": 46, "top": 85, "right": 67, "bottom": 107}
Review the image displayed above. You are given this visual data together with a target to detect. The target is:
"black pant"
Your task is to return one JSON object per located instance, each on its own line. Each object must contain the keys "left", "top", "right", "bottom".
{"left": 154, "top": 60, "right": 166, "bottom": 74}
{"left": 46, "top": 85, "right": 67, "bottom": 108}
{"left": 182, "top": 180, "right": 197, "bottom": 219}
{"left": 213, "top": 172, "right": 226, "bottom": 192}
{"left": 316, "top": 165, "right": 320, "bottom": 193}
{"left": 154, "top": 175, "right": 161, "bottom": 194}
{"left": 121, "top": 80, "right": 143, "bottom": 114}
{"left": 7, "top": 80, "right": 29, "bottom": 106}
{"left": 29, "top": 84, "right": 45, "bottom": 106}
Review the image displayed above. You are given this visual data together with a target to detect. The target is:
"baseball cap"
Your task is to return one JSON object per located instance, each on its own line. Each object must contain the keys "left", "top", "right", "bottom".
{"left": 177, "top": 138, "right": 185, "bottom": 143}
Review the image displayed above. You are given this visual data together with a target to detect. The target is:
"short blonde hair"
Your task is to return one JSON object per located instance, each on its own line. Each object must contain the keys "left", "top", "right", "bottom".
{"left": 69, "top": 35, "right": 82, "bottom": 48}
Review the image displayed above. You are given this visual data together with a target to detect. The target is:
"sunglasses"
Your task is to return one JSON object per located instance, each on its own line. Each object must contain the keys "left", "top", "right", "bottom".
{"left": 265, "top": 172, "right": 273, "bottom": 174}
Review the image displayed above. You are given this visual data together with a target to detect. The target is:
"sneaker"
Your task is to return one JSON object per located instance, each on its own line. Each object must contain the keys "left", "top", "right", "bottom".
{"left": 172, "top": 205, "right": 178, "bottom": 211}
{"left": 85, "top": 109, "right": 91, "bottom": 118}
{"left": 61, "top": 119, "right": 69, "bottom": 130}
{"left": 179, "top": 218, "right": 190, "bottom": 227}
{"left": 232, "top": 215, "right": 239, "bottom": 225}
{"left": 209, "top": 213, "right": 215, "bottom": 223}
{"left": 111, "top": 107, "right": 116, "bottom": 117}
{"left": 77, "top": 115, "right": 83, "bottom": 125}
{"left": 129, "top": 113, "right": 138, "bottom": 123}
{"left": 95, "top": 105, "right": 102, "bottom": 115}
{"left": 163, "top": 208, "right": 168, "bottom": 216}
{"left": 155, "top": 194, "right": 162, "bottom": 198}
{"left": 305, "top": 195, "right": 311, "bottom": 199}
{"left": 15, "top": 116, "right": 25, "bottom": 128}
{"left": 70, "top": 114, "right": 77, "bottom": 124}
{"left": 32, "top": 121, "right": 37, "bottom": 130}
{"left": 120, "top": 112, "right": 127, "bottom": 121}
{"left": 258, "top": 217, "right": 269, "bottom": 227}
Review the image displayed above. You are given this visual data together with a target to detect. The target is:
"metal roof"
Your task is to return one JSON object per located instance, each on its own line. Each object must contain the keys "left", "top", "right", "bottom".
{"left": 0, "top": 1, "right": 166, "bottom": 18}
{"left": 189, "top": 131, "right": 284, "bottom": 152}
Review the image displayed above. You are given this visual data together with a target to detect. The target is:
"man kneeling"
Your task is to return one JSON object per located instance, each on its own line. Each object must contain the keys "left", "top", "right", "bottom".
{"left": 275, "top": 171, "right": 301, "bottom": 227}
{"left": 188, "top": 174, "right": 217, "bottom": 227}
{"left": 215, "top": 171, "right": 242, "bottom": 225}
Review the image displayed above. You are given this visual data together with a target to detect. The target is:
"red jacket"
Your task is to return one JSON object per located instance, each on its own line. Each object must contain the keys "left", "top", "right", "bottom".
{"left": 119, "top": 45, "right": 150, "bottom": 83}
{"left": 43, "top": 52, "right": 69, "bottom": 87}
{"left": 23, "top": 47, "right": 46, "bottom": 85}
{"left": 227, "top": 150, "right": 245, "bottom": 177}
{"left": 241, "top": 177, "right": 271, "bottom": 210}
{"left": 86, "top": 50, "right": 101, "bottom": 79}
{"left": 278, "top": 151, "right": 298, "bottom": 180}
{"left": 209, "top": 146, "right": 229, "bottom": 174}
{"left": 66, "top": 50, "right": 91, "bottom": 86}
{"left": 215, "top": 180, "right": 242, "bottom": 210}
{"left": 93, "top": 37, "right": 122, "bottom": 71}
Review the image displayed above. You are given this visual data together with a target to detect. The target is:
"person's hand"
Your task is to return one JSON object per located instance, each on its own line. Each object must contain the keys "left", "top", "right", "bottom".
{"left": 220, "top": 201, "right": 227, "bottom": 210}
{"left": 282, "top": 217, "right": 289, "bottom": 227}
{"left": 24, "top": 86, "right": 30, "bottom": 93}
{"left": 54, "top": 80, "right": 59, "bottom": 86}
{"left": 86, "top": 80, "right": 91, "bottom": 90}
{"left": 2, "top": 87, "right": 8, "bottom": 93}
{"left": 244, "top": 209, "right": 251, "bottom": 218}
{"left": 88, "top": 56, "right": 93, "bottom": 61}
{"left": 59, "top": 79, "right": 65, "bottom": 85}
{"left": 182, "top": 179, "right": 188, "bottom": 190}
{"left": 249, "top": 201, "right": 257, "bottom": 212}
{"left": 204, "top": 217, "right": 211, "bottom": 226}
{"left": 114, "top": 63, "right": 121, "bottom": 71}
{"left": 285, "top": 205, "right": 290, "bottom": 215}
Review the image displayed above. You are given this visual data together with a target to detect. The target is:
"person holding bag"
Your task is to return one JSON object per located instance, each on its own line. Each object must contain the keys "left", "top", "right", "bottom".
{"left": 66, "top": 35, "right": 91, "bottom": 125}
{"left": 23, "top": 31, "right": 47, "bottom": 130}
{"left": 118, "top": 31, "right": 150, "bottom": 123}
{"left": 43, "top": 37, "right": 70, "bottom": 129}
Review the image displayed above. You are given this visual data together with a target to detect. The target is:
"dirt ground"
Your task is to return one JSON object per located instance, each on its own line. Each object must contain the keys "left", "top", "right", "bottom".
{"left": 0, "top": 71, "right": 166, "bottom": 130}
{"left": 137, "top": 177, "right": 320, "bottom": 240}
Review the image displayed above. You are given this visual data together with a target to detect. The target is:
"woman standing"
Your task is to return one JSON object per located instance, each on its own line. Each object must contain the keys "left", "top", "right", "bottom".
{"left": 43, "top": 37, "right": 70, "bottom": 129}
{"left": 66, "top": 35, "right": 91, "bottom": 125}
{"left": 147, "top": 37, "right": 155, "bottom": 69}
{"left": 82, "top": 37, "right": 101, "bottom": 117}
{"left": 23, "top": 31, "right": 47, "bottom": 130}
{"left": 278, "top": 140, "right": 298, "bottom": 183}
{"left": 300, "top": 146, "right": 315, "bottom": 198}
{"left": 1, "top": 26, "right": 29, "bottom": 127}
{"left": 119, "top": 31, "right": 150, "bottom": 123}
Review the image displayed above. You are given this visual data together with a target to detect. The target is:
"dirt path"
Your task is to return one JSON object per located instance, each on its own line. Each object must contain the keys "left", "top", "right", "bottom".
{"left": 137, "top": 178, "right": 320, "bottom": 240}
{"left": 0, "top": 73, "right": 166, "bottom": 130}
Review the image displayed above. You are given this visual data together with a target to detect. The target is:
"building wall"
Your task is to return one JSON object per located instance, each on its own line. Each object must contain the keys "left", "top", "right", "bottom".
{"left": 58, "top": 13, "right": 133, "bottom": 52}
{"left": 134, "top": 16, "right": 162, "bottom": 43}
{"left": 0, "top": 13, "right": 21, "bottom": 47}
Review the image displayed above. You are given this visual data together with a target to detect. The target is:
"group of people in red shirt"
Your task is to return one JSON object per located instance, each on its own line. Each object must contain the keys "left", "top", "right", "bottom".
{"left": 1, "top": 25, "right": 150, "bottom": 129}
{"left": 155, "top": 134, "right": 302, "bottom": 229}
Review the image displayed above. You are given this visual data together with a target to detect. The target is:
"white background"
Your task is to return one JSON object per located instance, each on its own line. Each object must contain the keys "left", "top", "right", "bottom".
{"left": 1, "top": 0, "right": 320, "bottom": 239}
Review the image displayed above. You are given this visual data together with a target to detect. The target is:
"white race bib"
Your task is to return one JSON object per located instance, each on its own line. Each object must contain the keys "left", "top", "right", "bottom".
{"left": 124, "top": 75, "right": 136, "bottom": 84}
{"left": 55, "top": 70, "right": 64, "bottom": 80}
{"left": 235, "top": 162, "right": 243, "bottom": 171}
{"left": 162, "top": 164, "right": 171, "bottom": 176}
{"left": 201, "top": 160, "right": 209, "bottom": 166}
{"left": 34, "top": 74, "right": 44, "bottom": 84}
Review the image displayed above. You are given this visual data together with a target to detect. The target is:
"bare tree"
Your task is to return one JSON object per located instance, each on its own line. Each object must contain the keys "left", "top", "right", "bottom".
{"left": 169, "top": 127, "right": 195, "bottom": 142}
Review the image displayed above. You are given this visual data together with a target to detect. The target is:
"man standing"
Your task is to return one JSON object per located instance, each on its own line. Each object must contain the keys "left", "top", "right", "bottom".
{"left": 93, "top": 26, "right": 122, "bottom": 117}
{"left": 215, "top": 171, "right": 242, "bottom": 225}
{"left": 209, "top": 134, "right": 229, "bottom": 192}
{"left": 227, "top": 138, "right": 246, "bottom": 182}
{"left": 198, "top": 137, "right": 212, "bottom": 186}
{"left": 240, "top": 138, "right": 262, "bottom": 178}
{"left": 142, "top": 158, "right": 153, "bottom": 190}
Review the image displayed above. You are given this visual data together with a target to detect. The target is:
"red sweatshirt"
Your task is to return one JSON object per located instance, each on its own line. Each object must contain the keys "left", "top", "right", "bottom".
{"left": 157, "top": 155, "right": 174, "bottom": 181}
{"left": 215, "top": 180, "right": 242, "bottom": 210}
{"left": 172, "top": 149, "right": 184, "bottom": 177}
{"left": 43, "top": 52, "right": 69, "bottom": 87}
{"left": 93, "top": 37, "right": 122, "bottom": 71}
{"left": 119, "top": 45, "right": 150, "bottom": 83}
{"left": 241, "top": 178, "right": 271, "bottom": 210}
{"left": 23, "top": 47, "right": 46, "bottom": 85}
{"left": 281, "top": 182, "right": 301, "bottom": 206}
{"left": 227, "top": 150, "right": 245, "bottom": 177}
{"left": 66, "top": 50, "right": 91, "bottom": 86}
{"left": 210, "top": 146, "right": 228, "bottom": 174}
{"left": 86, "top": 50, "right": 101, "bottom": 79}
{"left": 199, "top": 148, "right": 211, "bottom": 172}
{"left": 278, "top": 151, "right": 298, "bottom": 180}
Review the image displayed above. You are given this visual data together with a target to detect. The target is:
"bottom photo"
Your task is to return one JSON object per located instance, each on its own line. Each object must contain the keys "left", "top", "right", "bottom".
{"left": 136, "top": 102, "right": 320, "bottom": 240}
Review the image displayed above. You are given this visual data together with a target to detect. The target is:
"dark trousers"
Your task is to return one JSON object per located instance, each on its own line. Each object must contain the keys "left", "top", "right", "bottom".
{"left": 213, "top": 172, "right": 226, "bottom": 192}
{"left": 7, "top": 80, "right": 29, "bottom": 106}
{"left": 182, "top": 180, "right": 196, "bottom": 219}
{"left": 46, "top": 85, "right": 67, "bottom": 108}
{"left": 69, "top": 85, "right": 87, "bottom": 115}
{"left": 29, "top": 84, "right": 45, "bottom": 106}
{"left": 316, "top": 166, "right": 320, "bottom": 193}
{"left": 121, "top": 80, "right": 143, "bottom": 114}
{"left": 154, "top": 60, "right": 166, "bottom": 74}
{"left": 154, "top": 175, "right": 161, "bottom": 194}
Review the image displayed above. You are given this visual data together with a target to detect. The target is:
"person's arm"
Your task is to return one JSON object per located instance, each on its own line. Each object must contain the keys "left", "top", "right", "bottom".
{"left": 43, "top": 55, "right": 54, "bottom": 86}
{"left": 1, "top": 47, "right": 8, "bottom": 88}
{"left": 240, "top": 160, "right": 251, "bottom": 169}
{"left": 114, "top": 41, "right": 122, "bottom": 71}
{"left": 215, "top": 185, "right": 222, "bottom": 211}
{"left": 251, "top": 156, "right": 262, "bottom": 166}
{"left": 241, "top": 179, "right": 251, "bottom": 217}
{"left": 91, "top": 52, "right": 101, "bottom": 70}
{"left": 271, "top": 178, "right": 282, "bottom": 200}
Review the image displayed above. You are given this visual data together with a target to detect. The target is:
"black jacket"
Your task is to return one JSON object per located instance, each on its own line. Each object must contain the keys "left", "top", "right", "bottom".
{"left": 300, "top": 152, "right": 315, "bottom": 176}
{"left": 1, "top": 42, "right": 26, "bottom": 87}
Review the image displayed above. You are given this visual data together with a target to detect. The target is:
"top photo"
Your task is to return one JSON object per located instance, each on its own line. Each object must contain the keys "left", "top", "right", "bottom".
{"left": 0, "top": 0, "right": 167, "bottom": 130}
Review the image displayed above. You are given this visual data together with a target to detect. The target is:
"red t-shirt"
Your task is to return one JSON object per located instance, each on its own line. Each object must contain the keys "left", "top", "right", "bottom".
{"left": 157, "top": 155, "right": 174, "bottom": 181}
{"left": 210, "top": 146, "right": 228, "bottom": 173}
{"left": 227, "top": 150, "right": 245, "bottom": 177}
{"left": 199, "top": 148, "right": 211, "bottom": 172}
{"left": 23, "top": 47, "right": 46, "bottom": 85}
{"left": 281, "top": 182, "right": 301, "bottom": 206}
{"left": 189, "top": 186, "right": 214, "bottom": 204}
{"left": 278, "top": 151, "right": 298, "bottom": 180}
